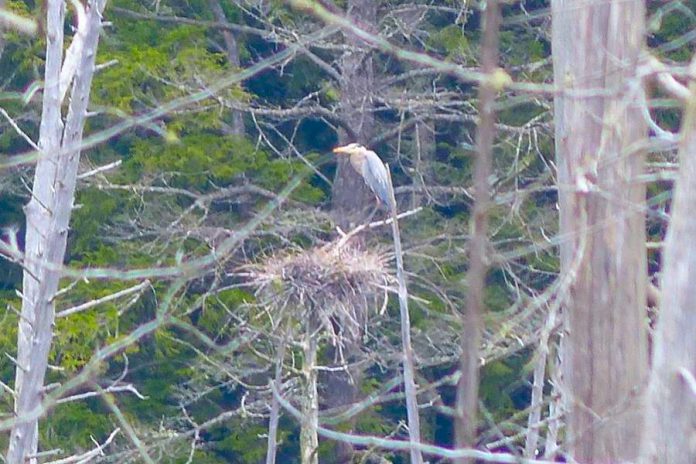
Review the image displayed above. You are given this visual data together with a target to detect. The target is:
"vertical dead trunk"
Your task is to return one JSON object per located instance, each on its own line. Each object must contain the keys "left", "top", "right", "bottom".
{"left": 543, "top": 351, "right": 563, "bottom": 460}
{"left": 639, "top": 56, "right": 696, "bottom": 464}
{"left": 300, "top": 321, "right": 319, "bottom": 464}
{"left": 6, "top": 1, "right": 106, "bottom": 462}
{"left": 454, "top": 1, "right": 500, "bottom": 461}
{"left": 551, "top": 0, "right": 648, "bottom": 462}
{"left": 325, "top": 1, "right": 376, "bottom": 462}
{"left": 387, "top": 171, "right": 423, "bottom": 464}
{"left": 209, "top": 0, "right": 245, "bottom": 136}
{"left": 386, "top": 169, "right": 423, "bottom": 464}
{"left": 265, "top": 329, "right": 289, "bottom": 464}
{"left": 331, "top": 0, "right": 376, "bottom": 229}
{"left": 524, "top": 307, "right": 558, "bottom": 458}
{"left": 411, "top": 118, "right": 435, "bottom": 208}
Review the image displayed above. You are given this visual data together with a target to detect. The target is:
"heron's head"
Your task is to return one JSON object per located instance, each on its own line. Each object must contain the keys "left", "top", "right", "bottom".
{"left": 332, "top": 143, "right": 366, "bottom": 157}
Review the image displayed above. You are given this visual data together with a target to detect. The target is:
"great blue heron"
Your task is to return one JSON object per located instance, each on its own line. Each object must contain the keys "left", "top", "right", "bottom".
{"left": 333, "top": 143, "right": 393, "bottom": 211}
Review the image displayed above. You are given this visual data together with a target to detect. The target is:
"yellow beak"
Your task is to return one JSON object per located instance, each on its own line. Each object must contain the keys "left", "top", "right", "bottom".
{"left": 332, "top": 146, "right": 349, "bottom": 154}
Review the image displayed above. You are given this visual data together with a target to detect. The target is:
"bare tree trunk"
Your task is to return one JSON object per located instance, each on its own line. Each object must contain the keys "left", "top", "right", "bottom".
{"left": 454, "top": 1, "right": 500, "bottom": 461}
{"left": 6, "top": 1, "right": 106, "bottom": 462}
{"left": 331, "top": 0, "right": 376, "bottom": 229}
{"left": 300, "top": 322, "right": 319, "bottom": 464}
{"left": 639, "top": 55, "right": 696, "bottom": 464}
{"left": 265, "top": 331, "right": 288, "bottom": 464}
{"left": 551, "top": 0, "right": 648, "bottom": 462}
{"left": 209, "top": 0, "right": 244, "bottom": 136}
{"left": 543, "top": 350, "right": 563, "bottom": 460}
{"left": 325, "top": 1, "right": 377, "bottom": 462}
{"left": 524, "top": 306, "right": 557, "bottom": 458}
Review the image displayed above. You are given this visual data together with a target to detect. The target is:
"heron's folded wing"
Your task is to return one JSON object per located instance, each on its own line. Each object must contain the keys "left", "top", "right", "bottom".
{"left": 362, "top": 151, "right": 391, "bottom": 207}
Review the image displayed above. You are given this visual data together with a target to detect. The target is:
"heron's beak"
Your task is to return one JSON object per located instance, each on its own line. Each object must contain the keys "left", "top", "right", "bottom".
{"left": 332, "top": 146, "right": 348, "bottom": 155}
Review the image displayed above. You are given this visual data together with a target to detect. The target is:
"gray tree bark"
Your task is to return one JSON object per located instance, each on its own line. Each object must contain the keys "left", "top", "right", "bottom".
{"left": 639, "top": 56, "right": 696, "bottom": 464}
{"left": 331, "top": 0, "right": 376, "bottom": 230}
{"left": 6, "top": 1, "right": 107, "bottom": 462}
{"left": 454, "top": 1, "right": 500, "bottom": 461}
{"left": 300, "top": 321, "right": 319, "bottom": 464}
{"left": 325, "top": 1, "right": 377, "bottom": 462}
{"left": 551, "top": 1, "right": 649, "bottom": 462}
{"left": 209, "top": 0, "right": 245, "bottom": 136}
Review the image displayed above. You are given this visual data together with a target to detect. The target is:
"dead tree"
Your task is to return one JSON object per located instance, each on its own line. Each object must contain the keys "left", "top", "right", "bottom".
{"left": 7, "top": 1, "right": 107, "bottom": 462}
{"left": 640, "top": 55, "right": 696, "bottom": 464}
{"left": 454, "top": 1, "right": 501, "bottom": 461}
{"left": 551, "top": 0, "right": 649, "bottom": 461}
{"left": 331, "top": 0, "right": 377, "bottom": 229}
{"left": 327, "top": 1, "right": 378, "bottom": 461}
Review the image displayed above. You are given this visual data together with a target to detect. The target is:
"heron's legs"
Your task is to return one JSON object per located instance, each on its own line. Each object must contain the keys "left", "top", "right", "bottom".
{"left": 368, "top": 196, "right": 387, "bottom": 221}
{"left": 366, "top": 205, "right": 378, "bottom": 223}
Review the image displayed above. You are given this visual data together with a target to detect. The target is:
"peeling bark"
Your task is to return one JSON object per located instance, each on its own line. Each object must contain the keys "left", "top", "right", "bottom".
{"left": 551, "top": 0, "right": 649, "bottom": 462}
{"left": 7, "top": 1, "right": 107, "bottom": 462}
{"left": 639, "top": 55, "right": 696, "bottom": 464}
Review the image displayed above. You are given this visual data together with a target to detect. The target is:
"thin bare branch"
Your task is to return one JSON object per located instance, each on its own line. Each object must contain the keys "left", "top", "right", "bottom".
{"left": 44, "top": 428, "right": 120, "bottom": 464}
{"left": 385, "top": 165, "right": 423, "bottom": 463}
{"left": 56, "top": 280, "right": 151, "bottom": 318}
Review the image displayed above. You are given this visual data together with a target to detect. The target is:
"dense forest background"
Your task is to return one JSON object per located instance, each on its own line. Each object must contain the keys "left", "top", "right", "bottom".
{"left": 0, "top": 0, "right": 694, "bottom": 463}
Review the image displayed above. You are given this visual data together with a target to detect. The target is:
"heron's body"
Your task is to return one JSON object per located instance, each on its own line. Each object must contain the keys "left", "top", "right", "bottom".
{"left": 333, "top": 143, "right": 392, "bottom": 210}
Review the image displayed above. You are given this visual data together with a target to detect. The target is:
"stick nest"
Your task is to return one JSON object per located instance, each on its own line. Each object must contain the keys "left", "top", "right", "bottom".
{"left": 246, "top": 240, "right": 391, "bottom": 345}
